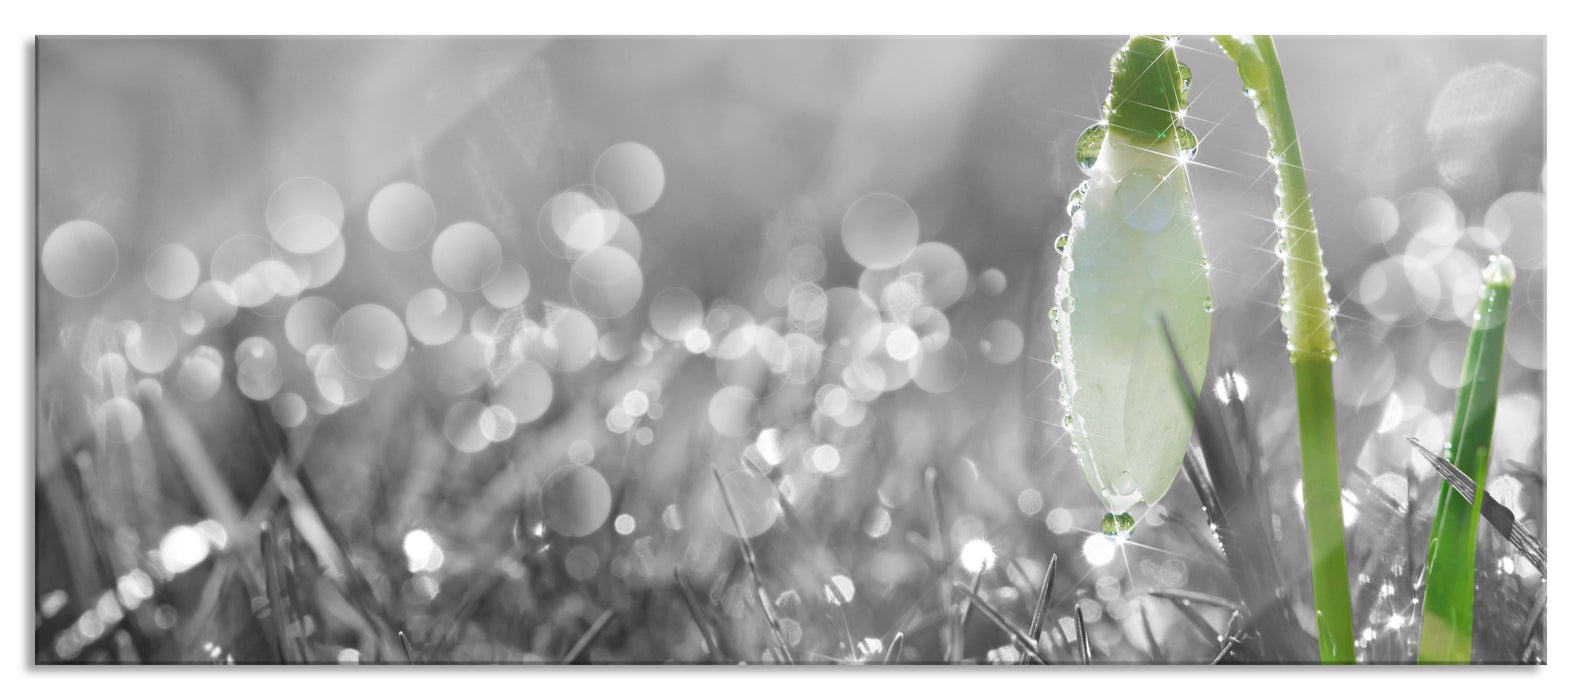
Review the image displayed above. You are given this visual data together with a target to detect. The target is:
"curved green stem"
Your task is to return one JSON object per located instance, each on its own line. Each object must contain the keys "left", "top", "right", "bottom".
{"left": 1214, "top": 34, "right": 1354, "bottom": 664}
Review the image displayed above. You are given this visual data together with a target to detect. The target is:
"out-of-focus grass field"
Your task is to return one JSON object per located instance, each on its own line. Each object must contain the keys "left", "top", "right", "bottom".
{"left": 35, "top": 36, "right": 1545, "bottom": 664}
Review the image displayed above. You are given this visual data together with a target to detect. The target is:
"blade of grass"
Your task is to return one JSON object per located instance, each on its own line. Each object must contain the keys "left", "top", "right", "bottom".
{"left": 1072, "top": 604, "right": 1092, "bottom": 665}
{"left": 1163, "top": 322, "right": 1307, "bottom": 661}
{"left": 398, "top": 630, "right": 417, "bottom": 664}
{"left": 1020, "top": 553, "right": 1058, "bottom": 664}
{"left": 675, "top": 568, "right": 727, "bottom": 663}
{"left": 1139, "top": 605, "right": 1165, "bottom": 663}
{"left": 883, "top": 632, "right": 905, "bottom": 665}
{"left": 1214, "top": 34, "right": 1353, "bottom": 664}
{"left": 711, "top": 468, "right": 794, "bottom": 663}
{"left": 560, "top": 609, "right": 615, "bottom": 664}
{"left": 1418, "top": 256, "right": 1515, "bottom": 664}
{"left": 951, "top": 582, "right": 1046, "bottom": 663}
{"left": 1408, "top": 438, "right": 1545, "bottom": 577}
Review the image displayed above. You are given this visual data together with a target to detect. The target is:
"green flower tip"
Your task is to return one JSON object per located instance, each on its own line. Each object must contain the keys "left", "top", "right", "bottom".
{"left": 1103, "top": 35, "right": 1187, "bottom": 146}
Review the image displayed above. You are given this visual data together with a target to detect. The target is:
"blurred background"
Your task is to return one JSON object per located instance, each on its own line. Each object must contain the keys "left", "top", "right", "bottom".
{"left": 35, "top": 36, "right": 1544, "bottom": 664}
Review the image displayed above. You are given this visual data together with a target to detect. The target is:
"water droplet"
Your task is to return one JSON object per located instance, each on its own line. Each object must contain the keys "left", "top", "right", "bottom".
{"left": 1173, "top": 126, "right": 1198, "bottom": 160}
{"left": 1203, "top": 296, "right": 1215, "bottom": 313}
{"left": 1100, "top": 512, "right": 1136, "bottom": 542}
{"left": 1075, "top": 122, "right": 1107, "bottom": 174}
{"left": 1060, "top": 295, "right": 1075, "bottom": 313}
{"left": 1055, "top": 233, "right": 1070, "bottom": 252}
{"left": 1115, "top": 170, "right": 1177, "bottom": 233}
{"left": 1178, "top": 61, "right": 1192, "bottom": 94}
{"left": 1067, "top": 182, "right": 1088, "bottom": 216}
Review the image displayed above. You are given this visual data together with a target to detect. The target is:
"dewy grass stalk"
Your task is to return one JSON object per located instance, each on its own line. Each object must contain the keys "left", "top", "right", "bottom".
{"left": 1418, "top": 256, "right": 1516, "bottom": 664}
{"left": 1213, "top": 34, "right": 1354, "bottom": 663}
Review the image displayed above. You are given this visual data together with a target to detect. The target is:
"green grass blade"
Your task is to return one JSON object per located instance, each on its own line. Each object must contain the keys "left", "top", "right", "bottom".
{"left": 1418, "top": 256, "right": 1515, "bottom": 664}
{"left": 1213, "top": 34, "right": 1354, "bottom": 663}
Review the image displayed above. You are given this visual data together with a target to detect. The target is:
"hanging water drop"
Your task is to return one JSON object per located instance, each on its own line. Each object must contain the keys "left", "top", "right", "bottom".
{"left": 1055, "top": 233, "right": 1070, "bottom": 253}
{"left": 1100, "top": 512, "right": 1136, "bottom": 542}
{"left": 1173, "top": 126, "right": 1198, "bottom": 161}
{"left": 1178, "top": 61, "right": 1192, "bottom": 94}
{"left": 1075, "top": 122, "right": 1107, "bottom": 174}
{"left": 1067, "top": 182, "right": 1088, "bottom": 216}
{"left": 1203, "top": 296, "right": 1214, "bottom": 313}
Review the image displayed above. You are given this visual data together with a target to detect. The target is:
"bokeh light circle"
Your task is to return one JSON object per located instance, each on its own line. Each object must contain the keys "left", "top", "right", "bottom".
{"left": 332, "top": 304, "right": 409, "bottom": 380}
{"left": 367, "top": 182, "right": 436, "bottom": 252}
{"left": 842, "top": 193, "right": 919, "bottom": 270}
{"left": 541, "top": 465, "right": 613, "bottom": 537}
{"left": 593, "top": 142, "right": 666, "bottom": 215}
{"left": 145, "top": 244, "right": 200, "bottom": 300}
{"left": 431, "top": 222, "right": 503, "bottom": 292}
{"left": 405, "top": 288, "right": 463, "bottom": 346}
{"left": 42, "top": 220, "right": 118, "bottom": 298}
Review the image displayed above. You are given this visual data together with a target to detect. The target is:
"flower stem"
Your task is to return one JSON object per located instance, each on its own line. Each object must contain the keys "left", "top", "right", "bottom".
{"left": 1214, "top": 34, "right": 1354, "bottom": 663}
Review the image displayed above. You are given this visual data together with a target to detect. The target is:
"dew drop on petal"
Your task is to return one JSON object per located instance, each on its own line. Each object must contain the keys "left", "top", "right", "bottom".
{"left": 1075, "top": 122, "right": 1107, "bottom": 174}
{"left": 1116, "top": 170, "right": 1177, "bottom": 233}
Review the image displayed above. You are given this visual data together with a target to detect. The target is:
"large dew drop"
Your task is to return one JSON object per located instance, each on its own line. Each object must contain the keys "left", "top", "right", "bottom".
{"left": 42, "top": 220, "right": 118, "bottom": 298}
{"left": 1100, "top": 512, "right": 1136, "bottom": 542}
{"left": 1075, "top": 123, "right": 1107, "bottom": 174}
{"left": 1115, "top": 170, "right": 1178, "bottom": 233}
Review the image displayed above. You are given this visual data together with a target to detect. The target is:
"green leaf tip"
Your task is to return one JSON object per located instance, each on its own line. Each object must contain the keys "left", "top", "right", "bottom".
{"left": 1103, "top": 35, "right": 1188, "bottom": 145}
